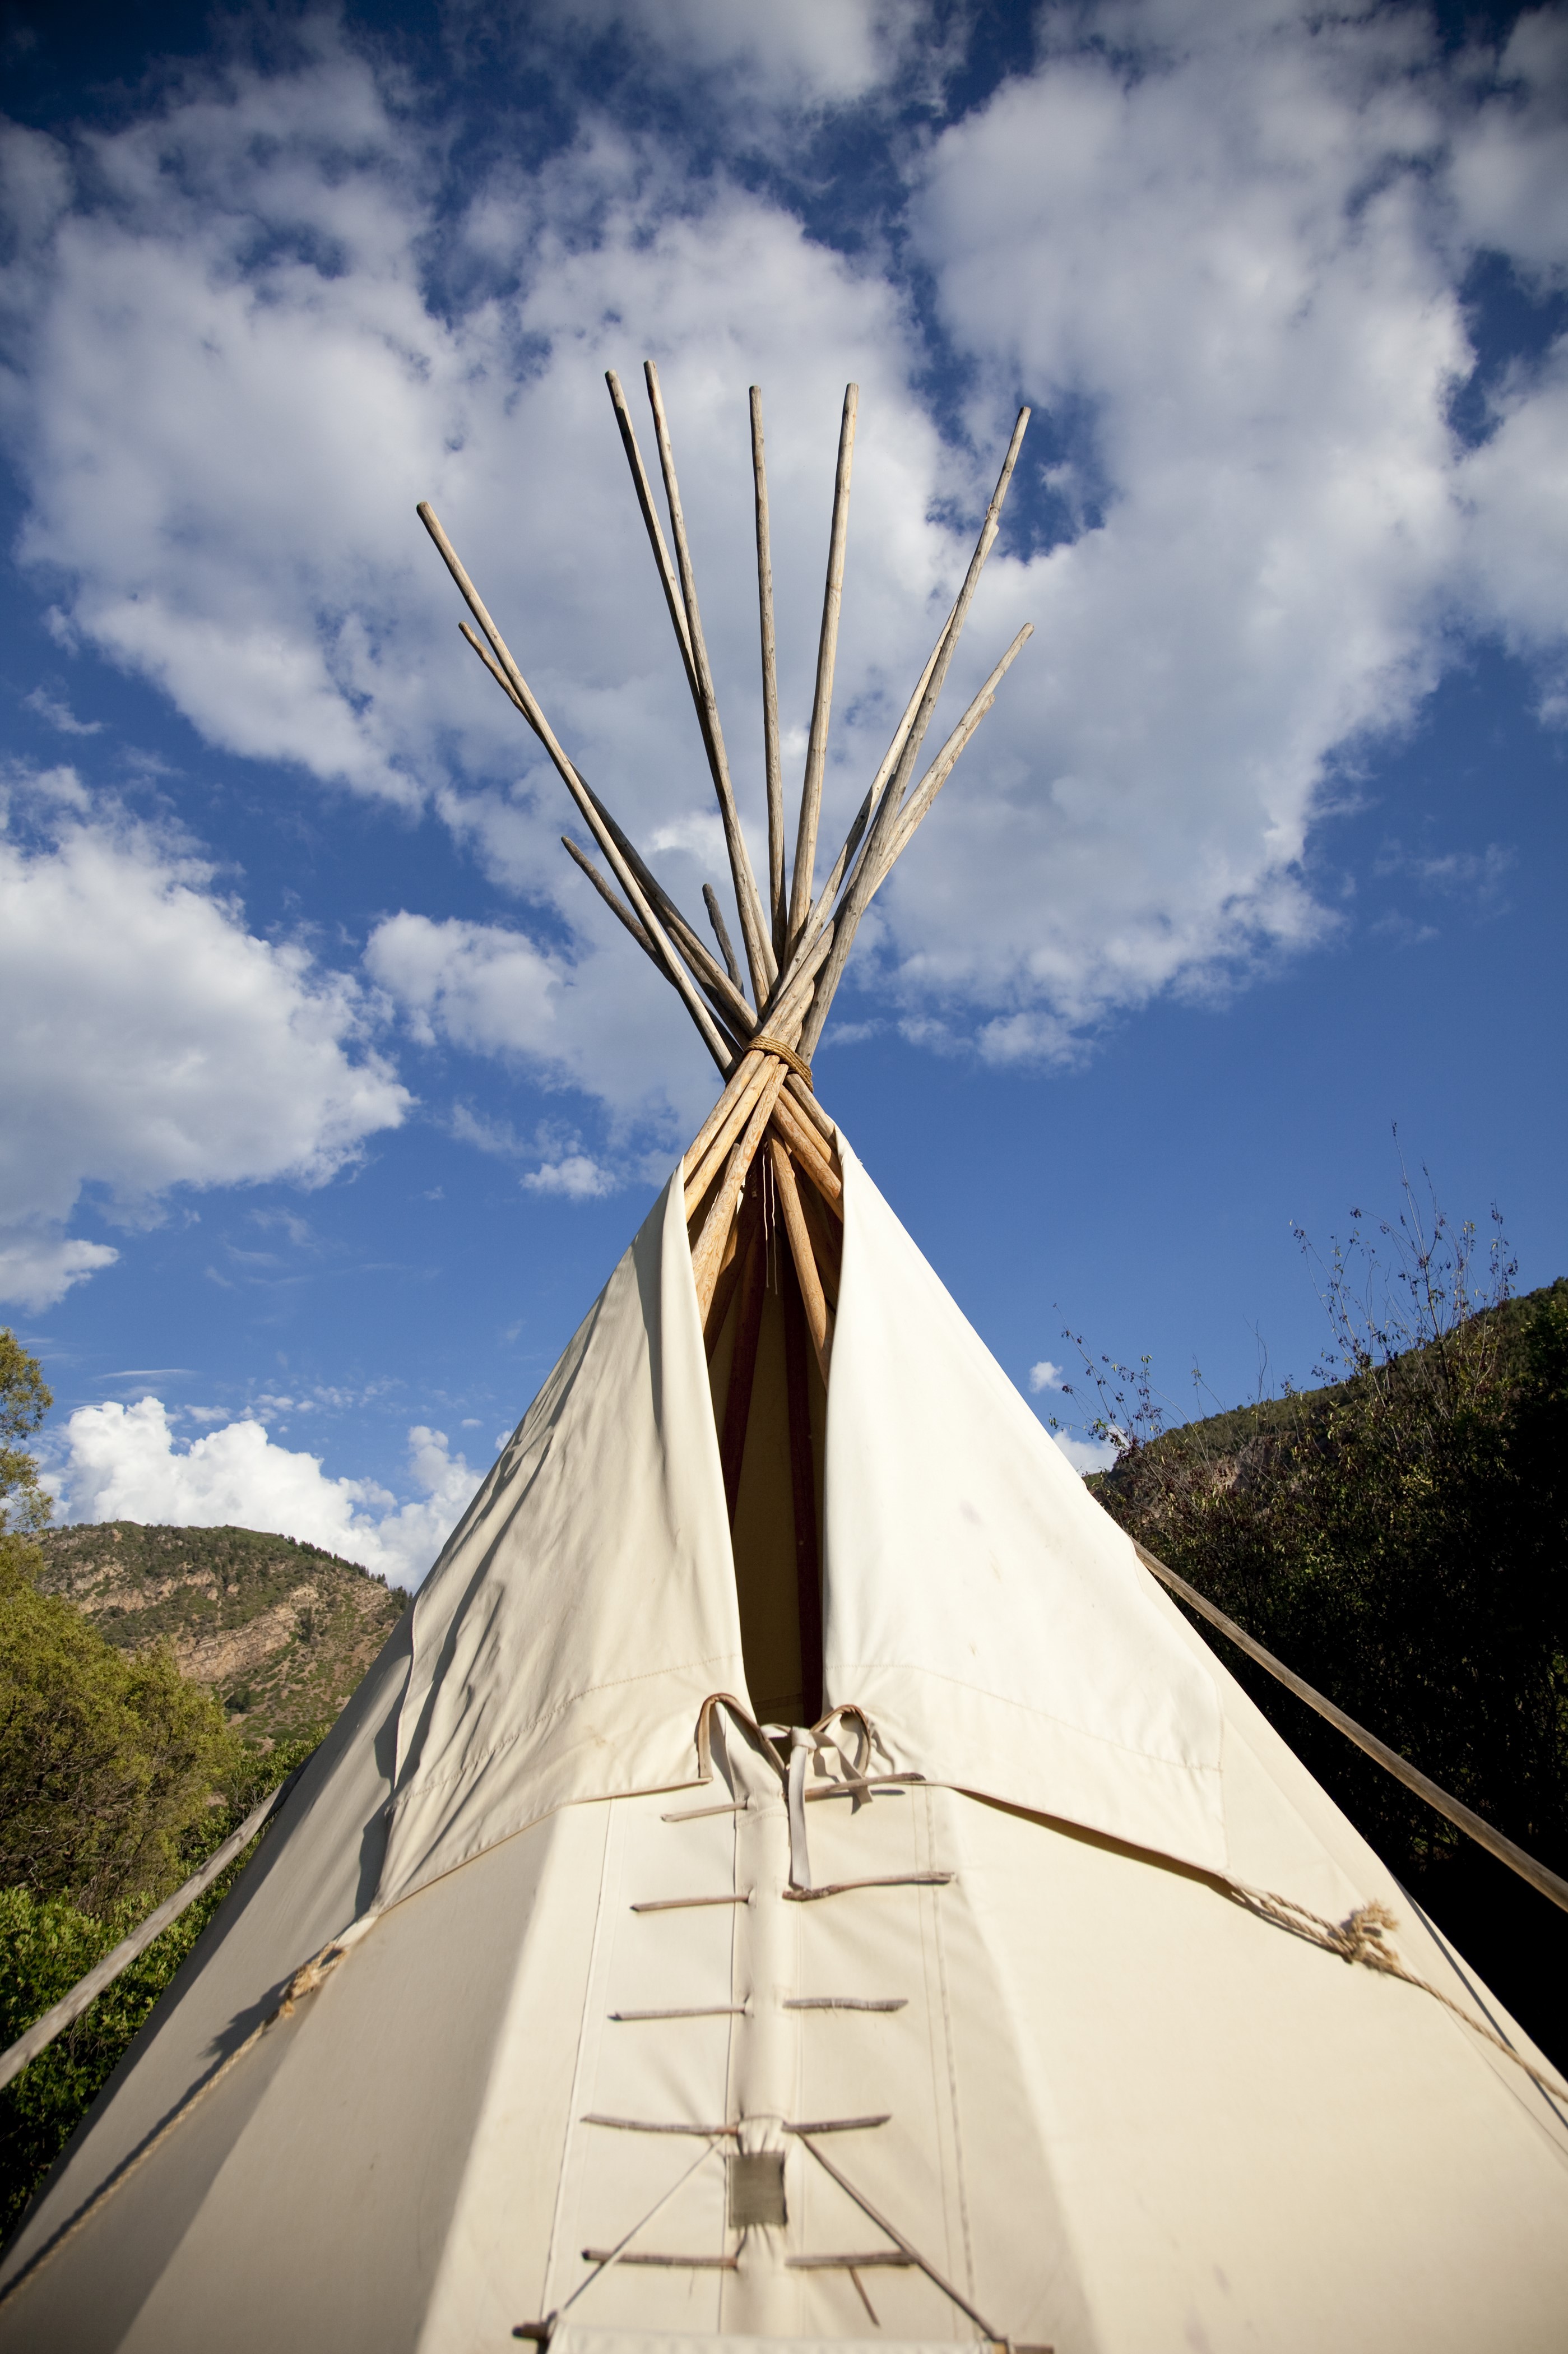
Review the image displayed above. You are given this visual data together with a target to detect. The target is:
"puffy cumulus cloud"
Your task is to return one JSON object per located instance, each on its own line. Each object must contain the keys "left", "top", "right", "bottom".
{"left": 1449, "top": 8, "right": 1568, "bottom": 284}
{"left": 365, "top": 907, "right": 722, "bottom": 1134}
{"left": 532, "top": 0, "right": 936, "bottom": 109}
{"left": 1453, "top": 336, "right": 1568, "bottom": 707}
{"left": 893, "top": 0, "right": 1494, "bottom": 1040}
{"left": 0, "top": 788, "right": 410, "bottom": 1306}
{"left": 2, "top": 2, "right": 1566, "bottom": 1095}
{"left": 0, "top": 1234, "right": 119, "bottom": 1315}
{"left": 54, "top": 1397, "right": 479, "bottom": 1587}
{"left": 0, "top": 33, "right": 938, "bottom": 830}
{"left": 523, "top": 1154, "right": 615, "bottom": 1199}
{"left": 1051, "top": 1429, "right": 1117, "bottom": 1476}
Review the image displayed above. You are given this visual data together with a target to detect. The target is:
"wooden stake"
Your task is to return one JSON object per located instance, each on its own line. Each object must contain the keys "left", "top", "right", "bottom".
{"left": 774, "top": 594, "right": 965, "bottom": 991}
{"left": 795, "top": 1159, "right": 844, "bottom": 1299}
{"left": 580, "top": 784, "right": 750, "bottom": 1037}
{"left": 788, "top": 383, "right": 858, "bottom": 951}
{"left": 417, "top": 502, "right": 734, "bottom": 1074}
{"left": 684, "top": 1046, "right": 766, "bottom": 1179}
{"left": 799, "top": 617, "right": 950, "bottom": 946}
{"left": 704, "top": 1212, "right": 748, "bottom": 1363}
{"left": 797, "top": 408, "right": 1031, "bottom": 1061}
{"left": 719, "top": 1184, "right": 767, "bottom": 1521}
{"left": 643, "top": 361, "right": 776, "bottom": 1003}
{"left": 770, "top": 1093, "right": 841, "bottom": 1206}
{"left": 783, "top": 1069, "right": 838, "bottom": 1149}
{"left": 781, "top": 1243, "right": 825, "bottom": 1725}
{"left": 463, "top": 612, "right": 754, "bottom": 1048}
{"left": 750, "top": 386, "right": 787, "bottom": 962}
{"left": 684, "top": 1053, "right": 773, "bottom": 1219}
{"left": 770, "top": 1135, "right": 832, "bottom": 1384}
{"left": 605, "top": 370, "right": 699, "bottom": 702}
{"left": 875, "top": 625, "right": 1033, "bottom": 884}
{"left": 561, "top": 836, "right": 660, "bottom": 965}
{"left": 689, "top": 1064, "right": 787, "bottom": 1319}
{"left": 703, "top": 884, "right": 743, "bottom": 990}
{"left": 460, "top": 618, "right": 530, "bottom": 711}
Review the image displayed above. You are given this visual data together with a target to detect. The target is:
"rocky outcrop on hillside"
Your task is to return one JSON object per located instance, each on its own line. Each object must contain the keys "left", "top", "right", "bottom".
{"left": 33, "top": 1523, "right": 410, "bottom": 1748}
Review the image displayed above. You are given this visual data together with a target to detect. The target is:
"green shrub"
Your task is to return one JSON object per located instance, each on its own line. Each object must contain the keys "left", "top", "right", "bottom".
{"left": 0, "top": 1730, "right": 321, "bottom": 2239}
{"left": 0, "top": 1536, "right": 239, "bottom": 1915}
{"left": 1072, "top": 1178, "right": 1568, "bottom": 2063}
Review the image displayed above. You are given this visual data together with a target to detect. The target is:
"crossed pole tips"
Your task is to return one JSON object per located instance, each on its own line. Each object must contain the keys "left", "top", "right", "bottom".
{"left": 417, "top": 369, "right": 1033, "bottom": 1374}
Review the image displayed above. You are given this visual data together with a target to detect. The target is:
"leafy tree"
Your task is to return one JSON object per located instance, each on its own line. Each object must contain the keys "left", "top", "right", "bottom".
{"left": 0, "top": 1733, "right": 319, "bottom": 2238}
{"left": 0, "top": 1332, "right": 52, "bottom": 1536}
{"left": 0, "top": 1329, "right": 331, "bottom": 2231}
{"left": 0, "top": 1535, "right": 239, "bottom": 1913}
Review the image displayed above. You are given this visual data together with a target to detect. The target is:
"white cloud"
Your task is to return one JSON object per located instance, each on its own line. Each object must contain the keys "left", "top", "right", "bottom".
{"left": 1052, "top": 1429, "right": 1117, "bottom": 1476}
{"left": 0, "top": 1234, "right": 119, "bottom": 1313}
{"left": 516, "top": 0, "right": 936, "bottom": 110}
{"left": 0, "top": 4, "right": 1564, "bottom": 1104}
{"left": 367, "top": 909, "right": 711, "bottom": 1130}
{"left": 1448, "top": 10, "right": 1568, "bottom": 286}
{"left": 0, "top": 791, "right": 410, "bottom": 1305}
{"left": 54, "top": 1397, "right": 479, "bottom": 1587}
{"left": 23, "top": 685, "right": 100, "bottom": 735}
{"left": 1028, "top": 1359, "right": 1063, "bottom": 1393}
{"left": 522, "top": 1154, "right": 615, "bottom": 1199}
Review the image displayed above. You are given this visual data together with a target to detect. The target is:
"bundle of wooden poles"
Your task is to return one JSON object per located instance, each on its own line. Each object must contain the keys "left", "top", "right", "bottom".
{"left": 417, "top": 365, "right": 1033, "bottom": 1389}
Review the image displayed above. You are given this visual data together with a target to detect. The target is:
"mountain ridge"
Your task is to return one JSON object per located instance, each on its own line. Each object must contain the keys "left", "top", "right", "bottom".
{"left": 32, "top": 1522, "right": 411, "bottom": 1749}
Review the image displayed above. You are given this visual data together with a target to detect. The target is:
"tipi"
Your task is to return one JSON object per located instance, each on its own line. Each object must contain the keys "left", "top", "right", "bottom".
{"left": 3, "top": 369, "right": 1566, "bottom": 2354}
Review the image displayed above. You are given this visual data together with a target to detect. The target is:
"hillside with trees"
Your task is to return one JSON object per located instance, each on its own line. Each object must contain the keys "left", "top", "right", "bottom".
{"left": 0, "top": 1333, "right": 413, "bottom": 2233}
{"left": 33, "top": 1523, "right": 409, "bottom": 1750}
{"left": 1069, "top": 1199, "right": 1568, "bottom": 2068}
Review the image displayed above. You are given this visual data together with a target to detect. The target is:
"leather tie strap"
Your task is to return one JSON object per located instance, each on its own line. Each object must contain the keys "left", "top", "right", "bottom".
{"left": 750, "top": 1032, "right": 814, "bottom": 1089}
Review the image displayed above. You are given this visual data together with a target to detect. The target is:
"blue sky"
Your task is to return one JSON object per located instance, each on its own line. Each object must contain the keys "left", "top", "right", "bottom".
{"left": 1, "top": 0, "right": 1564, "bottom": 1580}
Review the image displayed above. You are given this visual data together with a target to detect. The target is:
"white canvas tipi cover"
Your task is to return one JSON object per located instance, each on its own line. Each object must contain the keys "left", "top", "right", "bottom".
{"left": 2, "top": 1146, "right": 1565, "bottom": 2354}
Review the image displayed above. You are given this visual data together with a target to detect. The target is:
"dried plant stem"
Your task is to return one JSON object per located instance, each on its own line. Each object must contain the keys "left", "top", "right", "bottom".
{"left": 788, "top": 383, "right": 857, "bottom": 951}
{"left": 643, "top": 361, "right": 776, "bottom": 1003}
{"left": 419, "top": 502, "right": 732, "bottom": 1073}
{"left": 750, "top": 386, "right": 786, "bottom": 961}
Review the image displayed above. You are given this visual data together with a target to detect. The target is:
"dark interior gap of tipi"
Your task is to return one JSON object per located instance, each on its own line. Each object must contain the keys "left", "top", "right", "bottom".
{"left": 703, "top": 1159, "right": 829, "bottom": 1726}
